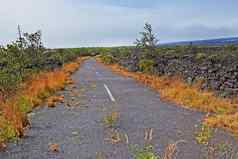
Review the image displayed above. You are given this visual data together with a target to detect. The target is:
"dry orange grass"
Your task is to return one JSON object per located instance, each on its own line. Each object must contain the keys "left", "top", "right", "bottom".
{"left": 47, "top": 95, "right": 64, "bottom": 108}
{"left": 48, "top": 143, "right": 60, "bottom": 153}
{"left": 21, "top": 70, "right": 67, "bottom": 107}
{"left": 0, "top": 93, "right": 4, "bottom": 103}
{"left": 63, "top": 62, "right": 79, "bottom": 74}
{"left": 0, "top": 58, "right": 84, "bottom": 145}
{"left": 205, "top": 113, "right": 238, "bottom": 134}
{"left": 101, "top": 62, "right": 238, "bottom": 134}
{"left": 107, "top": 64, "right": 237, "bottom": 113}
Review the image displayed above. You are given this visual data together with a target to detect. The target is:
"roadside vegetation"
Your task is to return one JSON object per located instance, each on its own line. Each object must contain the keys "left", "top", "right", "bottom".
{"left": 97, "top": 23, "right": 238, "bottom": 135}
{"left": 0, "top": 27, "right": 89, "bottom": 149}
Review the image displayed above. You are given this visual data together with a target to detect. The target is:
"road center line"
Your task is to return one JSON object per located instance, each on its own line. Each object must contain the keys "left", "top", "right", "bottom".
{"left": 104, "top": 84, "right": 116, "bottom": 102}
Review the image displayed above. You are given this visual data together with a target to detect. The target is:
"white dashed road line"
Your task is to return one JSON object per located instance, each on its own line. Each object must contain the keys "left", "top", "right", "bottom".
{"left": 104, "top": 84, "right": 116, "bottom": 102}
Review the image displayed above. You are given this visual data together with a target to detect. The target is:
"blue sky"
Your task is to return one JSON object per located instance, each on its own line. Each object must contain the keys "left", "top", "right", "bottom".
{"left": 0, "top": 0, "right": 237, "bottom": 47}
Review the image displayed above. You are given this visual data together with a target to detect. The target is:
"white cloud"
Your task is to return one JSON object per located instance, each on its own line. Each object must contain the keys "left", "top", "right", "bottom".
{"left": 0, "top": 0, "right": 238, "bottom": 47}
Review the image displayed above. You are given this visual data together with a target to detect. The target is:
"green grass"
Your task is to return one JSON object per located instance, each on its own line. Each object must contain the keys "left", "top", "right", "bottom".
{"left": 103, "top": 111, "right": 119, "bottom": 127}
{"left": 132, "top": 145, "right": 159, "bottom": 159}
{"left": 139, "top": 59, "right": 156, "bottom": 73}
{"left": 100, "top": 54, "right": 116, "bottom": 64}
{"left": 17, "top": 95, "right": 32, "bottom": 114}
{"left": 195, "top": 124, "right": 213, "bottom": 145}
{"left": 0, "top": 117, "right": 17, "bottom": 143}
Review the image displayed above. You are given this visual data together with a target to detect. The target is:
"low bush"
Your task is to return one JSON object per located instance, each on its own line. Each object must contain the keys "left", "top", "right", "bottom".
{"left": 100, "top": 54, "right": 116, "bottom": 64}
{"left": 139, "top": 59, "right": 156, "bottom": 73}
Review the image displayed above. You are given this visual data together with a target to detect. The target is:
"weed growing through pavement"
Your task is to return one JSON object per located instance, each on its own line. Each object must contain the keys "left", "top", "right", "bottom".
{"left": 131, "top": 144, "right": 159, "bottom": 159}
{"left": 96, "top": 152, "right": 105, "bottom": 159}
{"left": 161, "top": 140, "right": 186, "bottom": 159}
{"left": 105, "top": 128, "right": 122, "bottom": 144}
{"left": 144, "top": 128, "right": 153, "bottom": 144}
{"left": 200, "top": 142, "right": 238, "bottom": 159}
{"left": 103, "top": 111, "right": 120, "bottom": 128}
{"left": 195, "top": 124, "right": 213, "bottom": 145}
{"left": 129, "top": 127, "right": 185, "bottom": 159}
{"left": 130, "top": 140, "right": 186, "bottom": 159}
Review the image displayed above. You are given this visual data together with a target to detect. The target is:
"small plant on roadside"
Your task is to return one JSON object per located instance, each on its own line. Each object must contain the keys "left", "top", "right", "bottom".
{"left": 216, "top": 142, "right": 232, "bottom": 154}
{"left": 133, "top": 144, "right": 159, "bottom": 159}
{"left": 0, "top": 117, "right": 17, "bottom": 143}
{"left": 195, "top": 124, "right": 213, "bottom": 145}
{"left": 96, "top": 152, "right": 105, "bottom": 159}
{"left": 105, "top": 128, "right": 122, "bottom": 144}
{"left": 103, "top": 111, "right": 120, "bottom": 127}
{"left": 162, "top": 140, "right": 186, "bottom": 159}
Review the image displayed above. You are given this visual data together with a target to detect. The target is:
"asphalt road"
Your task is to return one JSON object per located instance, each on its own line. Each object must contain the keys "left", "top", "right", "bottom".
{"left": 0, "top": 59, "right": 238, "bottom": 159}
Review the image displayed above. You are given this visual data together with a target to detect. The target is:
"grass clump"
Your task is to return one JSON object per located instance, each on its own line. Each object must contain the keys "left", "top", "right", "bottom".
{"left": 17, "top": 95, "right": 32, "bottom": 114}
{"left": 205, "top": 112, "right": 238, "bottom": 134}
{"left": 0, "top": 117, "right": 17, "bottom": 143}
{"left": 133, "top": 145, "right": 159, "bottom": 159}
{"left": 195, "top": 53, "right": 206, "bottom": 60}
{"left": 195, "top": 124, "right": 213, "bottom": 145}
{"left": 103, "top": 111, "right": 120, "bottom": 127}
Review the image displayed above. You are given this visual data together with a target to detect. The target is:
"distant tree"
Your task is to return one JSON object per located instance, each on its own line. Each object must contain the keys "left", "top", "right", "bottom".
{"left": 23, "top": 30, "right": 44, "bottom": 51}
{"left": 135, "top": 23, "right": 159, "bottom": 52}
{"left": 23, "top": 30, "right": 44, "bottom": 65}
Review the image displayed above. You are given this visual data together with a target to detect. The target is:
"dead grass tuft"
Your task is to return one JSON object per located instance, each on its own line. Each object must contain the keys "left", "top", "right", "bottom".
{"left": 47, "top": 95, "right": 64, "bottom": 108}
{"left": 205, "top": 112, "right": 238, "bottom": 134}
{"left": 144, "top": 128, "right": 153, "bottom": 144}
{"left": 105, "top": 129, "right": 122, "bottom": 144}
{"left": 162, "top": 140, "right": 186, "bottom": 159}
{"left": 48, "top": 143, "right": 60, "bottom": 153}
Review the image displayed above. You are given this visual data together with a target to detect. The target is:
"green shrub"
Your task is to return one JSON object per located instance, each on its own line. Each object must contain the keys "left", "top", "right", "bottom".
{"left": 195, "top": 124, "right": 213, "bottom": 145}
{"left": 17, "top": 95, "right": 31, "bottom": 114}
{"left": 139, "top": 59, "right": 156, "bottom": 73}
{"left": 0, "top": 117, "right": 17, "bottom": 142}
{"left": 133, "top": 145, "right": 159, "bottom": 159}
{"left": 195, "top": 53, "right": 206, "bottom": 60}
{"left": 101, "top": 54, "right": 116, "bottom": 64}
